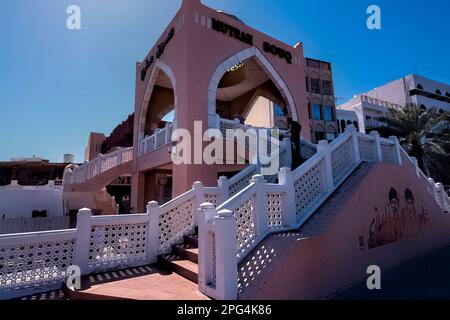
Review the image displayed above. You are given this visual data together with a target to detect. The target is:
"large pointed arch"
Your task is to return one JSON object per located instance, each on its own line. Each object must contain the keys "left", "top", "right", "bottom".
{"left": 138, "top": 60, "right": 178, "bottom": 150}
{"left": 207, "top": 47, "right": 298, "bottom": 127}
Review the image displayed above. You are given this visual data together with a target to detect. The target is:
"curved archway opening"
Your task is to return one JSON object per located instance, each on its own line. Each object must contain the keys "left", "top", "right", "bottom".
{"left": 208, "top": 48, "right": 298, "bottom": 129}
{"left": 138, "top": 61, "right": 177, "bottom": 153}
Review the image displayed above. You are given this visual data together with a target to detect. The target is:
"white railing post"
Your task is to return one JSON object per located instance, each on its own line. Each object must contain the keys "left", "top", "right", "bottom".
{"left": 198, "top": 202, "right": 216, "bottom": 295}
{"left": 389, "top": 136, "right": 402, "bottom": 165}
{"left": 218, "top": 176, "right": 230, "bottom": 203}
{"left": 165, "top": 124, "right": 170, "bottom": 144}
{"left": 193, "top": 181, "right": 205, "bottom": 227}
{"left": 74, "top": 208, "right": 92, "bottom": 275}
{"left": 282, "top": 137, "right": 292, "bottom": 168}
{"left": 146, "top": 201, "right": 161, "bottom": 264}
{"left": 429, "top": 178, "right": 437, "bottom": 199}
{"left": 95, "top": 156, "right": 102, "bottom": 176}
{"left": 117, "top": 147, "right": 123, "bottom": 165}
{"left": 436, "top": 183, "right": 446, "bottom": 209}
{"left": 369, "top": 131, "right": 383, "bottom": 162}
{"left": 278, "top": 167, "right": 297, "bottom": 227}
{"left": 154, "top": 129, "right": 160, "bottom": 149}
{"left": 317, "top": 140, "right": 334, "bottom": 192}
{"left": 347, "top": 125, "right": 361, "bottom": 164}
{"left": 251, "top": 174, "right": 269, "bottom": 237}
{"left": 84, "top": 164, "right": 89, "bottom": 182}
{"left": 410, "top": 157, "right": 421, "bottom": 178}
{"left": 215, "top": 209, "right": 238, "bottom": 300}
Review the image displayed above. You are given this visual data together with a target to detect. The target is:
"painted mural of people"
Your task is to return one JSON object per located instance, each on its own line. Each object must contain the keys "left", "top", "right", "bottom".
{"left": 418, "top": 201, "right": 431, "bottom": 233}
{"left": 368, "top": 187, "right": 431, "bottom": 250}
{"left": 401, "top": 188, "right": 419, "bottom": 238}
{"left": 388, "top": 188, "right": 403, "bottom": 241}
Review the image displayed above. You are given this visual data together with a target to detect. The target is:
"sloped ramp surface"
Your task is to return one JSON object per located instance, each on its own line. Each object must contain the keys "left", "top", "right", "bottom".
{"left": 238, "top": 162, "right": 450, "bottom": 300}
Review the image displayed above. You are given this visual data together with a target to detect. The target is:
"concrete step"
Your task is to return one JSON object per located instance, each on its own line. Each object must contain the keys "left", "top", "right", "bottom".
{"left": 159, "top": 254, "right": 198, "bottom": 284}
{"left": 173, "top": 243, "right": 199, "bottom": 263}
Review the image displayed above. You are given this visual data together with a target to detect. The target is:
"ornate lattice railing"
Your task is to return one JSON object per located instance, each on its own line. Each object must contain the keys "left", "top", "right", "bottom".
{"left": 0, "top": 230, "right": 76, "bottom": 299}
{"left": 63, "top": 147, "right": 134, "bottom": 185}
{"left": 300, "top": 140, "right": 317, "bottom": 160}
{"left": 198, "top": 125, "right": 450, "bottom": 300}
{"left": 140, "top": 123, "right": 174, "bottom": 156}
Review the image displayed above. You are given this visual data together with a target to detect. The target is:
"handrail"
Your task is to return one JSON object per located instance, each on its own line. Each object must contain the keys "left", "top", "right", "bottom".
{"left": 63, "top": 147, "right": 133, "bottom": 185}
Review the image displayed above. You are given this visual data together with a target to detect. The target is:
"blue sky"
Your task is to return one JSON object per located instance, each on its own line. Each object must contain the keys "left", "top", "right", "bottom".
{"left": 1, "top": 0, "right": 449, "bottom": 163}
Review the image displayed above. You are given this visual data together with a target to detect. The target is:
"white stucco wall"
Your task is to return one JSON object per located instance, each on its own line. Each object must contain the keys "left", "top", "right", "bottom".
{"left": 0, "top": 182, "right": 64, "bottom": 219}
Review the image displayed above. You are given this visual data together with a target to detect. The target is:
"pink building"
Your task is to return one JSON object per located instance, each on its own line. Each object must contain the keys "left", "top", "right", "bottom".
{"left": 65, "top": 0, "right": 338, "bottom": 214}
{"left": 2, "top": 0, "right": 450, "bottom": 301}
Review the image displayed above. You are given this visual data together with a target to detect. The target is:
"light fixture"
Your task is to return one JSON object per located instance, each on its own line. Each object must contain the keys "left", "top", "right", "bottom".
{"left": 227, "top": 61, "right": 244, "bottom": 73}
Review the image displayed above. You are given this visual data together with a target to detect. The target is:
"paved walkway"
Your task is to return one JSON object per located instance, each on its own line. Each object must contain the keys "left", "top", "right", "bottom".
{"left": 331, "top": 245, "right": 450, "bottom": 300}
{"left": 69, "top": 265, "right": 209, "bottom": 300}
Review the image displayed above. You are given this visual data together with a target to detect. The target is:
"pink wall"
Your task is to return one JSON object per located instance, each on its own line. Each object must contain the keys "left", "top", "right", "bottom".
{"left": 239, "top": 162, "right": 450, "bottom": 300}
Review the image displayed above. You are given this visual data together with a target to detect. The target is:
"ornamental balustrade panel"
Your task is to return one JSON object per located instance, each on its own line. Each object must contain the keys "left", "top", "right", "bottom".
{"left": 140, "top": 124, "right": 173, "bottom": 157}
{"left": 87, "top": 216, "right": 149, "bottom": 273}
{"left": 229, "top": 166, "right": 260, "bottom": 198}
{"left": 400, "top": 149, "right": 413, "bottom": 166}
{"left": 216, "top": 184, "right": 259, "bottom": 261}
{"left": 204, "top": 188, "right": 221, "bottom": 208}
{"left": 300, "top": 141, "right": 317, "bottom": 160}
{"left": 266, "top": 192, "right": 285, "bottom": 230}
{"left": 294, "top": 158, "right": 326, "bottom": 220}
{"left": 380, "top": 142, "right": 396, "bottom": 164}
{"left": 0, "top": 231, "right": 76, "bottom": 297}
{"left": 358, "top": 137, "right": 377, "bottom": 162}
{"left": 158, "top": 193, "right": 196, "bottom": 254}
{"left": 331, "top": 136, "right": 353, "bottom": 184}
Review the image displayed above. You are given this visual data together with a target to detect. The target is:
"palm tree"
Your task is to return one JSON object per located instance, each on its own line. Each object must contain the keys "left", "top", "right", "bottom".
{"left": 374, "top": 105, "right": 450, "bottom": 184}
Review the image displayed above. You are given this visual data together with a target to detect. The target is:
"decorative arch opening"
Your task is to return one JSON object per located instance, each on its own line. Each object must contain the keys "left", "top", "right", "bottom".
{"left": 420, "top": 104, "right": 427, "bottom": 110}
{"left": 208, "top": 48, "right": 298, "bottom": 129}
{"left": 417, "top": 84, "right": 424, "bottom": 90}
{"left": 436, "top": 89, "right": 442, "bottom": 95}
{"left": 138, "top": 61, "right": 177, "bottom": 151}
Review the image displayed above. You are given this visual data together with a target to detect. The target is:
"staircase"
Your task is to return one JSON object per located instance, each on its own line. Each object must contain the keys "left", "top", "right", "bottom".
{"left": 158, "top": 231, "right": 199, "bottom": 284}
{"left": 67, "top": 231, "right": 203, "bottom": 300}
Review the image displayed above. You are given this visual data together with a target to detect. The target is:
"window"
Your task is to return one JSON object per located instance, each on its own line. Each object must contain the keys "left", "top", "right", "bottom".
{"left": 446, "top": 92, "right": 450, "bottom": 98}
{"left": 305, "top": 77, "right": 310, "bottom": 92}
{"left": 324, "top": 105, "right": 334, "bottom": 121}
{"left": 417, "top": 84, "right": 424, "bottom": 90}
{"left": 420, "top": 104, "right": 427, "bottom": 110}
{"left": 310, "top": 78, "right": 321, "bottom": 94}
{"left": 436, "top": 90, "right": 442, "bottom": 95}
{"left": 312, "top": 104, "right": 322, "bottom": 120}
{"left": 322, "top": 80, "right": 333, "bottom": 95}
{"left": 439, "top": 109, "right": 444, "bottom": 114}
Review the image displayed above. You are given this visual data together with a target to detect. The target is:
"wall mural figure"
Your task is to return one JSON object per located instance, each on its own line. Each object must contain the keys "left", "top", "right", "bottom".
{"left": 368, "top": 187, "right": 430, "bottom": 250}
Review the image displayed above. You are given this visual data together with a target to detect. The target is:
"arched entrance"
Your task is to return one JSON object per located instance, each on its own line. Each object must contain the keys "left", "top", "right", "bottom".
{"left": 207, "top": 47, "right": 298, "bottom": 129}
{"left": 138, "top": 60, "right": 178, "bottom": 154}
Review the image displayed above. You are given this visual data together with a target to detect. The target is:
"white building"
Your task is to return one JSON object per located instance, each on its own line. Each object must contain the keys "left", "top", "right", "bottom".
{"left": 337, "top": 74, "right": 450, "bottom": 133}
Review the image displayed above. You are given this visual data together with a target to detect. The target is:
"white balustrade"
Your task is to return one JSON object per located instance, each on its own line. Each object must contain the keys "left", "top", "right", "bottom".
{"left": 63, "top": 147, "right": 134, "bottom": 185}
{"left": 7, "top": 121, "right": 450, "bottom": 301}
{"left": 139, "top": 123, "right": 174, "bottom": 157}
